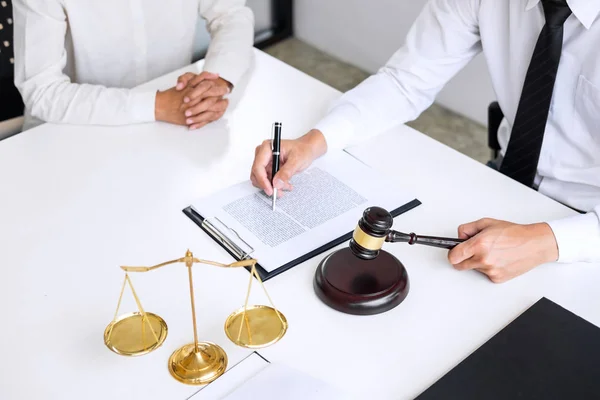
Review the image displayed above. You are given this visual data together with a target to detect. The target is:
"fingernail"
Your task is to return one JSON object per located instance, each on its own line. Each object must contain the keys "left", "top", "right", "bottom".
{"left": 176, "top": 83, "right": 183, "bottom": 90}
{"left": 185, "top": 111, "right": 192, "bottom": 117}
{"left": 184, "top": 97, "right": 190, "bottom": 103}
{"left": 274, "top": 179, "right": 285, "bottom": 189}
{"left": 186, "top": 119, "right": 193, "bottom": 124}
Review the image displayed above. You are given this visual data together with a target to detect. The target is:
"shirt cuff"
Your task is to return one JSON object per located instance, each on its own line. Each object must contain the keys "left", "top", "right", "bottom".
{"left": 130, "top": 89, "right": 157, "bottom": 123}
{"left": 547, "top": 212, "right": 600, "bottom": 263}
{"left": 314, "top": 103, "right": 361, "bottom": 151}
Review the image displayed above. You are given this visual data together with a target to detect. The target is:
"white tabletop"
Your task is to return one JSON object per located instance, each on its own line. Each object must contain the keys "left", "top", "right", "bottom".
{"left": 1, "top": 49, "right": 598, "bottom": 400}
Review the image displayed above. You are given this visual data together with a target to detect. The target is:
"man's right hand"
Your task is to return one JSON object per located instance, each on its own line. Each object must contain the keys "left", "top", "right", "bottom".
{"left": 250, "top": 129, "right": 328, "bottom": 196}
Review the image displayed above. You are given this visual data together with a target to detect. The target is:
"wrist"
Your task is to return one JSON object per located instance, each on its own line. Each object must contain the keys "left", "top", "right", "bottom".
{"left": 154, "top": 90, "right": 166, "bottom": 121}
{"left": 298, "top": 129, "right": 328, "bottom": 160}
{"left": 532, "top": 222, "right": 559, "bottom": 263}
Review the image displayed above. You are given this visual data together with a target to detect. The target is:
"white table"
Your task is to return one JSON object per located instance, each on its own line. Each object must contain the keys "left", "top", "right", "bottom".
{"left": 1, "top": 49, "right": 598, "bottom": 400}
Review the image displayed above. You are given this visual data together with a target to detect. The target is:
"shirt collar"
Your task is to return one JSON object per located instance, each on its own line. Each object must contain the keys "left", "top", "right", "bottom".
{"left": 526, "top": 0, "right": 600, "bottom": 29}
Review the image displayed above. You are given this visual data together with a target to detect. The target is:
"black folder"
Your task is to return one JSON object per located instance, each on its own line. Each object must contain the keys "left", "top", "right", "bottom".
{"left": 183, "top": 198, "right": 421, "bottom": 281}
{"left": 417, "top": 297, "right": 600, "bottom": 400}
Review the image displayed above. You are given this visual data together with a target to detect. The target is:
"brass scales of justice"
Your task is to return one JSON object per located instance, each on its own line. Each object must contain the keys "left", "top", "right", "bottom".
{"left": 103, "top": 250, "right": 288, "bottom": 385}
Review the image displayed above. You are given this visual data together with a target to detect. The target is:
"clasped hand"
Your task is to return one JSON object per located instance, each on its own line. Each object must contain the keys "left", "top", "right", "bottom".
{"left": 155, "top": 71, "right": 231, "bottom": 129}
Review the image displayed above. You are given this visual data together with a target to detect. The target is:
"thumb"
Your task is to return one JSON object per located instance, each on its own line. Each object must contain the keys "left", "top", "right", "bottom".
{"left": 457, "top": 218, "right": 496, "bottom": 239}
{"left": 189, "top": 71, "right": 220, "bottom": 87}
{"left": 273, "top": 160, "right": 302, "bottom": 191}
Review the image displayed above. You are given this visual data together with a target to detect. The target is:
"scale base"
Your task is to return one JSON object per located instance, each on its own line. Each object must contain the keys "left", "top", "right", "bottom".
{"left": 314, "top": 248, "right": 409, "bottom": 315}
{"left": 168, "top": 342, "right": 227, "bottom": 385}
{"left": 224, "top": 305, "right": 288, "bottom": 349}
{"left": 104, "top": 312, "right": 168, "bottom": 356}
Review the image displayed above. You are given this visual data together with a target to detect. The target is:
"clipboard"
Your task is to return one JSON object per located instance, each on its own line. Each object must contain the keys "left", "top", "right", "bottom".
{"left": 183, "top": 198, "right": 421, "bottom": 281}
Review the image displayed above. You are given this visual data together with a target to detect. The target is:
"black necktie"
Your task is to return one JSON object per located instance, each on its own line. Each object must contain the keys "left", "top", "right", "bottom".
{"left": 499, "top": 0, "right": 572, "bottom": 187}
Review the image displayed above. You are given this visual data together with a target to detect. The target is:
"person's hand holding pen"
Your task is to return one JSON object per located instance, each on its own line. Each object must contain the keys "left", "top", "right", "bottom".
{"left": 250, "top": 129, "right": 328, "bottom": 198}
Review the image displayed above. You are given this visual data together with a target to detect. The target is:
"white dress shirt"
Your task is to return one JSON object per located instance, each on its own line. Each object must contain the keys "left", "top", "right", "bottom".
{"left": 13, "top": 0, "right": 254, "bottom": 130}
{"left": 315, "top": 0, "right": 600, "bottom": 263}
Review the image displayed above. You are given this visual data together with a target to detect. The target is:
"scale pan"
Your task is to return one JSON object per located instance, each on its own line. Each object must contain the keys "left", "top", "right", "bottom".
{"left": 104, "top": 312, "right": 168, "bottom": 356}
{"left": 224, "top": 305, "right": 287, "bottom": 348}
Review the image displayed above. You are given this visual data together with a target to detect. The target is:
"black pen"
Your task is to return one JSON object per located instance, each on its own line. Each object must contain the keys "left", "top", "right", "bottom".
{"left": 271, "top": 122, "right": 282, "bottom": 211}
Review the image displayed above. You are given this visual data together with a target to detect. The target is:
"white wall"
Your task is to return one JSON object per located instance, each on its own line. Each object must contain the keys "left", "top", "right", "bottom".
{"left": 294, "top": 0, "right": 495, "bottom": 125}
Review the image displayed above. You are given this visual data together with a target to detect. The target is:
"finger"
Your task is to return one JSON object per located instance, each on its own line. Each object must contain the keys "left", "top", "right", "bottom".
{"left": 448, "top": 239, "right": 477, "bottom": 265}
{"left": 200, "top": 84, "right": 229, "bottom": 99}
{"left": 451, "top": 256, "right": 482, "bottom": 271}
{"left": 250, "top": 173, "right": 259, "bottom": 188}
{"left": 251, "top": 141, "right": 276, "bottom": 196}
{"left": 185, "top": 111, "right": 219, "bottom": 126}
{"left": 176, "top": 72, "right": 196, "bottom": 90}
{"left": 457, "top": 218, "right": 496, "bottom": 239}
{"left": 183, "top": 81, "right": 214, "bottom": 104}
{"left": 189, "top": 121, "right": 209, "bottom": 131}
{"left": 184, "top": 82, "right": 229, "bottom": 106}
{"left": 187, "top": 101, "right": 227, "bottom": 127}
{"left": 184, "top": 97, "right": 220, "bottom": 118}
{"left": 479, "top": 268, "right": 508, "bottom": 284}
{"left": 272, "top": 157, "right": 302, "bottom": 191}
{"left": 207, "top": 98, "right": 229, "bottom": 114}
{"left": 189, "top": 71, "right": 220, "bottom": 87}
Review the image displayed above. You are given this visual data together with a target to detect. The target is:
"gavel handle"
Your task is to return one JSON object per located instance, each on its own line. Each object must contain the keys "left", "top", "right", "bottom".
{"left": 386, "top": 231, "right": 465, "bottom": 249}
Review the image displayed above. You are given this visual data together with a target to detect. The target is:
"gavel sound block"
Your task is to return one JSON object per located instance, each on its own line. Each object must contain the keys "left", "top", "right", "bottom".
{"left": 314, "top": 207, "right": 464, "bottom": 315}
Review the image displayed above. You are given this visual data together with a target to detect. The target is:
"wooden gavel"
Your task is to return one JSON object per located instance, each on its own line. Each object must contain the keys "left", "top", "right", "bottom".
{"left": 349, "top": 206, "right": 465, "bottom": 260}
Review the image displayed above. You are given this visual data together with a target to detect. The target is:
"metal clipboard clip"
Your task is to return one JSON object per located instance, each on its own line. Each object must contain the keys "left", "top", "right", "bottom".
{"left": 201, "top": 217, "right": 254, "bottom": 260}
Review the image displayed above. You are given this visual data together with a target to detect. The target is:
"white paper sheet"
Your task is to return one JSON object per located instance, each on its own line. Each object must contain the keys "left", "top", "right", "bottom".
{"left": 190, "top": 150, "right": 416, "bottom": 272}
{"left": 191, "top": 353, "right": 270, "bottom": 400}
{"left": 223, "top": 363, "right": 348, "bottom": 400}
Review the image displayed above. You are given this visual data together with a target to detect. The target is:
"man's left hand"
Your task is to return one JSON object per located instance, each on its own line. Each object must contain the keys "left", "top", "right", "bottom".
{"left": 175, "top": 71, "right": 232, "bottom": 130}
{"left": 448, "top": 218, "right": 558, "bottom": 283}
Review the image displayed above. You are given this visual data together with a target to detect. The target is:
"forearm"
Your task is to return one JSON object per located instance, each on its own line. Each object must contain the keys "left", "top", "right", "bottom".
{"left": 315, "top": 0, "right": 483, "bottom": 150}
{"left": 18, "top": 78, "right": 157, "bottom": 126}
{"left": 200, "top": 0, "right": 254, "bottom": 87}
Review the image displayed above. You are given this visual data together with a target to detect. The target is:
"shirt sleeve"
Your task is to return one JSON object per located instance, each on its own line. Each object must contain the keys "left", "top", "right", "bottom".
{"left": 315, "top": 0, "right": 483, "bottom": 150}
{"left": 198, "top": 0, "right": 254, "bottom": 88}
{"left": 12, "top": 0, "right": 156, "bottom": 126}
{"left": 547, "top": 205, "right": 600, "bottom": 263}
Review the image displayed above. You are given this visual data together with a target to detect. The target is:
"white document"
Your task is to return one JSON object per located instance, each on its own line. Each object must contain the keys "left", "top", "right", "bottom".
{"left": 191, "top": 352, "right": 270, "bottom": 400}
{"left": 190, "top": 150, "right": 416, "bottom": 272}
{"left": 223, "top": 363, "right": 348, "bottom": 400}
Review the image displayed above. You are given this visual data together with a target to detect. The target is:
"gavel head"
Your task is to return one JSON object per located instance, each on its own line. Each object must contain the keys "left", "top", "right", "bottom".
{"left": 349, "top": 206, "right": 393, "bottom": 260}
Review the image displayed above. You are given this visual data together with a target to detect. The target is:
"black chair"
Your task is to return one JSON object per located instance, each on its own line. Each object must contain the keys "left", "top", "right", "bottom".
{"left": 0, "top": 0, "right": 24, "bottom": 139}
{"left": 487, "top": 101, "right": 503, "bottom": 159}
